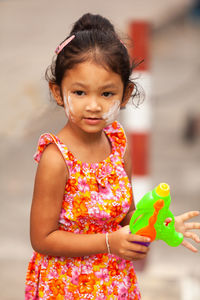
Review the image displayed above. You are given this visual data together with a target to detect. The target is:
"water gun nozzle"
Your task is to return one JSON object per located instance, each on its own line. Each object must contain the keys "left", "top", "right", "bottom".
{"left": 156, "top": 183, "right": 170, "bottom": 197}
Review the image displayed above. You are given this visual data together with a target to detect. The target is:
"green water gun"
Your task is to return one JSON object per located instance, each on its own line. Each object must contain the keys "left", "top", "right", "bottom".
{"left": 130, "top": 183, "right": 184, "bottom": 247}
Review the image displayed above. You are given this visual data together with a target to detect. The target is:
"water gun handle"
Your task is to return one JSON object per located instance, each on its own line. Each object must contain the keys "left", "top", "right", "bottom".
{"left": 133, "top": 240, "right": 151, "bottom": 248}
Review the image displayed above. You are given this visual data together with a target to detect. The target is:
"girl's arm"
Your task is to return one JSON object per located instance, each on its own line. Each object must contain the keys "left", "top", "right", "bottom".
{"left": 30, "top": 144, "right": 149, "bottom": 260}
{"left": 30, "top": 144, "right": 108, "bottom": 257}
{"left": 120, "top": 143, "right": 135, "bottom": 227}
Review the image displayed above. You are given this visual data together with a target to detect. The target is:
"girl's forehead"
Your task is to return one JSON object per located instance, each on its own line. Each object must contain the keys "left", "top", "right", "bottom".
{"left": 63, "top": 61, "right": 123, "bottom": 88}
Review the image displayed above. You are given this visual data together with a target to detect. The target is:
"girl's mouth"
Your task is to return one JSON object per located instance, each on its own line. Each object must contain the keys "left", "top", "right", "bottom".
{"left": 83, "top": 117, "right": 102, "bottom": 125}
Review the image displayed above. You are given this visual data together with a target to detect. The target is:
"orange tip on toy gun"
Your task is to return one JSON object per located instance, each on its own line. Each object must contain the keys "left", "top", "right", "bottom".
{"left": 130, "top": 183, "right": 184, "bottom": 247}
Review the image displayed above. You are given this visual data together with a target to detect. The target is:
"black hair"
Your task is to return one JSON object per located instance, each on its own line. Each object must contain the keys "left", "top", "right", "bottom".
{"left": 46, "top": 13, "right": 142, "bottom": 104}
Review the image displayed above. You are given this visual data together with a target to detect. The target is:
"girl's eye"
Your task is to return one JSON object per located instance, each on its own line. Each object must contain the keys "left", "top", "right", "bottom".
{"left": 102, "top": 92, "right": 114, "bottom": 98}
{"left": 74, "top": 91, "right": 85, "bottom": 96}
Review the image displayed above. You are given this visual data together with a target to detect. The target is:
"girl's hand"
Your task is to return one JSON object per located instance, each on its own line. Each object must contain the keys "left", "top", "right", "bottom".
{"left": 175, "top": 211, "right": 200, "bottom": 252}
{"left": 108, "top": 225, "right": 150, "bottom": 261}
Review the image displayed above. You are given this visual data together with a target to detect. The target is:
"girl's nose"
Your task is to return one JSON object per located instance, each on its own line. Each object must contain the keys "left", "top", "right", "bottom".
{"left": 85, "top": 97, "right": 102, "bottom": 112}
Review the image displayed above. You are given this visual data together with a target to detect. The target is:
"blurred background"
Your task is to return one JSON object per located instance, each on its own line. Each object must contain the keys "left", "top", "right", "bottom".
{"left": 1, "top": 0, "right": 200, "bottom": 299}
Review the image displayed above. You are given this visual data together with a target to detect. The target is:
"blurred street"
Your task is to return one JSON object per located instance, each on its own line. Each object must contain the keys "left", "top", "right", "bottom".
{"left": 1, "top": 1, "right": 200, "bottom": 300}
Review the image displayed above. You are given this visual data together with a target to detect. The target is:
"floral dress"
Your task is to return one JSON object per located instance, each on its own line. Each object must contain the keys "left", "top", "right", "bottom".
{"left": 25, "top": 121, "right": 141, "bottom": 300}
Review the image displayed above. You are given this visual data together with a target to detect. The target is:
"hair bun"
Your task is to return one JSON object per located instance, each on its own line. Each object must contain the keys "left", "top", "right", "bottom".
{"left": 70, "top": 13, "right": 115, "bottom": 34}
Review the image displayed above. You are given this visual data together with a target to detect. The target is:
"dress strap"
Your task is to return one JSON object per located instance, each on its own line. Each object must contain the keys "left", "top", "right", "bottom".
{"left": 104, "top": 121, "right": 127, "bottom": 157}
{"left": 33, "top": 133, "right": 74, "bottom": 174}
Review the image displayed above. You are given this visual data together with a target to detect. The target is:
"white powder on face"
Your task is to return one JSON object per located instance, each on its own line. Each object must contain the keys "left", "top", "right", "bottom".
{"left": 63, "top": 94, "right": 69, "bottom": 118}
{"left": 102, "top": 100, "right": 120, "bottom": 125}
{"left": 63, "top": 93, "right": 76, "bottom": 122}
{"left": 64, "top": 91, "right": 120, "bottom": 125}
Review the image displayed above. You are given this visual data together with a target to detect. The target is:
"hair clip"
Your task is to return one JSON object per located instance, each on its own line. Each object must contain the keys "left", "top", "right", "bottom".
{"left": 55, "top": 35, "right": 75, "bottom": 55}
{"left": 120, "top": 39, "right": 127, "bottom": 49}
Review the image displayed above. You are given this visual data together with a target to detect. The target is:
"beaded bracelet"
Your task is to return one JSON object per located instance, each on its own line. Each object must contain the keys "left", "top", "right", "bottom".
{"left": 106, "top": 232, "right": 111, "bottom": 254}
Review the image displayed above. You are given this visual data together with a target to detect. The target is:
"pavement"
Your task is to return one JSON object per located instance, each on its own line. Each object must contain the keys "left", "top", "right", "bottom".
{"left": 1, "top": 14, "right": 200, "bottom": 300}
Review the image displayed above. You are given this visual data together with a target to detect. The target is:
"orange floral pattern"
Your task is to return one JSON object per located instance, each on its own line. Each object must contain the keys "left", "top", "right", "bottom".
{"left": 25, "top": 121, "right": 141, "bottom": 299}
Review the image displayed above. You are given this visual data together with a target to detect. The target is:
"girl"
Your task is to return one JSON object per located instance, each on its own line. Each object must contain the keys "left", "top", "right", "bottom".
{"left": 25, "top": 13, "right": 200, "bottom": 299}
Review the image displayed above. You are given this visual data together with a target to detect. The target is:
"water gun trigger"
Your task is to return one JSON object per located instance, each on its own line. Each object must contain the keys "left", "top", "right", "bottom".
{"left": 164, "top": 218, "right": 172, "bottom": 226}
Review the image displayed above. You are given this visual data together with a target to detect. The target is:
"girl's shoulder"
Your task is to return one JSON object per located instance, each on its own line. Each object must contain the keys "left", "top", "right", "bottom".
{"left": 104, "top": 121, "right": 127, "bottom": 157}
{"left": 34, "top": 133, "right": 62, "bottom": 162}
{"left": 33, "top": 133, "right": 74, "bottom": 171}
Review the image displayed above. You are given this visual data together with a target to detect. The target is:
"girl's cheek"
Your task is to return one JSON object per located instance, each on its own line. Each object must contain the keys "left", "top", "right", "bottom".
{"left": 63, "top": 94, "right": 77, "bottom": 122}
{"left": 102, "top": 100, "right": 120, "bottom": 125}
{"left": 63, "top": 95, "right": 70, "bottom": 118}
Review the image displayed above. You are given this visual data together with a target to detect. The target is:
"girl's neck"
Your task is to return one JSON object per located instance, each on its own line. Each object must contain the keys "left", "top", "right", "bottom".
{"left": 63, "top": 121, "right": 105, "bottom": 146}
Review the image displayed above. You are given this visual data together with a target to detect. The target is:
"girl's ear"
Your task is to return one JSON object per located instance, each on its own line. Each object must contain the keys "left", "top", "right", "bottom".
{"left": 49, "top": 82, "right": 64, "bottom": 106}
{"left": 120, "top": 83, "right": 134, "bottom": 108}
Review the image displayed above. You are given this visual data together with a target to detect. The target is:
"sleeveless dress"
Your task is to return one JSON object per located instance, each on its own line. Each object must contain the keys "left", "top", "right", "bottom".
{"left": 25, "top": 121, "right": 141, "bottom": 300}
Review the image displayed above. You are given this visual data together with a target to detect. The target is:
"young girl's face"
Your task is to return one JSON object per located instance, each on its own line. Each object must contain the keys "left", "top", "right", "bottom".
{"left": 53, "top": 61, "right": 129, "bottom": 133}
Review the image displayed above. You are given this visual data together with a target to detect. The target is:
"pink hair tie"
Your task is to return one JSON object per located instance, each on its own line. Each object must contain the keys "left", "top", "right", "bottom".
{"left": 55, "top": 35, "right": 75, "bottom": 55}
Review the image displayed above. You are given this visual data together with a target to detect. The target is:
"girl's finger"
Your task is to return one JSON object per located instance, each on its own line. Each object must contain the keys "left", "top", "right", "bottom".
{"left": 184, "top": 232, "right": 200, "bottom": 243}
{"left": 125, "top": 250, "right": 147, "bottom": 261}
{"left": 182, "top": 239, "right": 198, "bottom": 253}
{"left": 180, "top": 211, "right": 200, "bottom": 222}
{"left": 185, "top": 222, "right": 200, "bottom": 230}
{"left": 128, "top": 243, "right": 149, "bottom": 254}
{"left": 128, "top": 234, "right": 150, "bottom": 244}
{"left": 132, "top": 253, "right": 147, "bottom": 261}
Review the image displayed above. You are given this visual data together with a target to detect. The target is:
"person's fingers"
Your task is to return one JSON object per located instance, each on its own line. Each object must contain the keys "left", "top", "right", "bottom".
{"left": 132, "top": 253, "right": 147, "bottom": 261}
{"left": 185, "top": 222, "right": 200, "bottom": 230}
{"left": 125, "top": 250, "right": 147, "bottom": 261}
{"left": 184, "top": 231, "right": 200, "bottom": 243}
{"left": 128, "top": 234, "right": 151, "bottom": 243}
{"left": 127, "top": 241, "right": 150, "bottom": 254}
{"left": 181, "top": 239, "right": 198, "bottom": 253}
{"left": 180, "top": 211, "right": 200, "bottom": 222}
